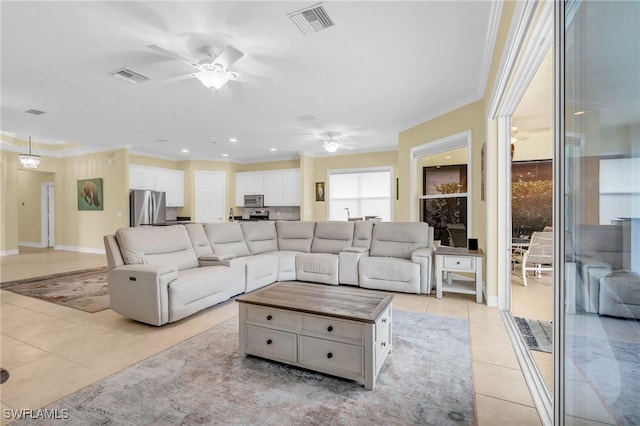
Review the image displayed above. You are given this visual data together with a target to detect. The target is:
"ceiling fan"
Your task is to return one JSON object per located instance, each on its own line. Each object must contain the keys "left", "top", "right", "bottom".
{"left": 148, "top": 44, "right": 245, "bottom": 90}
{"left": 511, "top": 126, "right": 549, "bottom": 142}
{"left": 319, "top": 131, "right": 355, "bottom": 153}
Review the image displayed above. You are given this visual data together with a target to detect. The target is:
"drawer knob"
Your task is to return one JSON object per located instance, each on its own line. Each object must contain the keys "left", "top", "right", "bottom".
{"left": 382, "top": 317, "right": 387, "bottom": 323}
{"left": 266, "top": 315, "right": 272, "bottom": 321}
{"left": 327, "top": 325, "right": 333, "bottom": 332}
{"left": 327, "top": 352, "right": 333, "bottom": 359}
{"left": 381, "top": 342, "right": 387, "bottom": 347}
{"left": 266, "top": 339, "right": 272, "bottom": 345}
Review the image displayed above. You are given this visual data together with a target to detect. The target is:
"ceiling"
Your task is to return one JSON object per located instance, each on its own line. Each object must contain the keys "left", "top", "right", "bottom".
{"left": 1, "top": 1, "right": 499, "bottom": 163}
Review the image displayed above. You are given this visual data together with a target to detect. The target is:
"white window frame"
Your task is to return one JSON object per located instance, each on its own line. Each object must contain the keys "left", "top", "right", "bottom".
{"left": 327, "top": 166, "right": 394, "bottom": 221}
{"left": 410, "top": 130, "right": 472, "bottom": 237}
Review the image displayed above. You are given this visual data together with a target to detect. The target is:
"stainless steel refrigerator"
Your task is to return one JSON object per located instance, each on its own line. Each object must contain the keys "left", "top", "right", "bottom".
{"left": 130, "top": 190, "right": 166, "bottom": 227}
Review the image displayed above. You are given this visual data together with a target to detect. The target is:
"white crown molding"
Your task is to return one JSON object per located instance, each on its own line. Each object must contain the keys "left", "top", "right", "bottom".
{"left": 299, "top": 146, "right": 398, "bottom": 159}
{"left": 476, "top": 0, "right": 505, "bottom": 101}
{"left": 0, "top": 141, "right": 133, "bottom": 158}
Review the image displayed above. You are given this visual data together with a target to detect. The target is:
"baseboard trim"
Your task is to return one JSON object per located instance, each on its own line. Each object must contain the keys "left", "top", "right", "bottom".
{"left": 501, "top": 311, "right": 552, "bottom": 426}
{"left": 54, "top": 245, "right": 106, "bottom": 255}
{"left": 18, "top": 241, "right": 48, "bottom": 248}
{"left": 0, "top": 249, "right": 20, "bottom": 256}
{"left": 486, "top": 294, "right": 499, "bottom": 307}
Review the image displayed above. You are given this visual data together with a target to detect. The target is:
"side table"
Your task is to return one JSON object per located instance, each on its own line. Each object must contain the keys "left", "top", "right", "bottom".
{"left": 435, "top": 246, "right": 484, "bottom": 303}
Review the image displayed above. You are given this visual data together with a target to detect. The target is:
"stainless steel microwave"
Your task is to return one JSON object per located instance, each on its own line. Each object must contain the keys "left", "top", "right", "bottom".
{"left": 244, "top": 194, "right": 264, "bottom": 208}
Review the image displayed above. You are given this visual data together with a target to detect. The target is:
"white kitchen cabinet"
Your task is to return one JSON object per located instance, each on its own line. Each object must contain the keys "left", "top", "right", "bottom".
{"left": 235, "top": 169, "right": 300, "bottom": 207}
{"left": 282, "top": 169, "right": 301, "bottom": 206}
{"left": 129, "top": 165, "right": 184, "bottom": 207}
{"left": 244, "top": 172, "right": 264, "bottom": 195}
{"left": 263, "top": 172, "right": 284, "bottom": 206}
{"left": 129, "top": 166, "right": 156, "bottom": 190}
{"left": 235, "top": 173, "right": 246, "bottom": 207}
{"left": 156, "top": 169, "right": 185, "bottom": 207}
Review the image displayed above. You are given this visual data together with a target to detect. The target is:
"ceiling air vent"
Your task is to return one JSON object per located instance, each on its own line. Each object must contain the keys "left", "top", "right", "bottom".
{"left": 111, "top": 68, "right": 150, "bottom": 84}
{"left": 288, "top": 3, "right": 336, "bottom": 35}
{"left": 24, "top": 109, "right": 46, "bottom": 115}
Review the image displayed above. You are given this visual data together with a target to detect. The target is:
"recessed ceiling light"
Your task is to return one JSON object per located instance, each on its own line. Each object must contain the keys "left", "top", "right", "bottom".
{"left": 181, "top": 149, "right": 189, "bottom": 153}
{"left": 222, "top": 153, "right": 229, "bottom": 157}
{"left": 445, "top": 155, "right": 451, "bottom": 159}
{"left": 229, "top": 138, "right": 237, "bottom": 143}
{"left": 270, "top": 148, "right": 277, "bottom": 152}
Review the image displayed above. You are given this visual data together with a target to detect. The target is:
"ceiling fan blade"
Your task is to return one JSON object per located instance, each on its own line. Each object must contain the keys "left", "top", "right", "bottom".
{"left": 341, "top": 145, "right": 356, "bottom": 150}
{"left": 148, "top": 44, "right": 198, "bottom": 68}
{"left": 216, "top": 84, "right": 234, "bottom": 98}
{"left": 514, "top": 135, "right": 529, "bottom": 141}
{"left": 213, "top": 45, "right": 244, "bottom": 69}
{"left": 162, "top": 73, "right": 198, "bottom": 83}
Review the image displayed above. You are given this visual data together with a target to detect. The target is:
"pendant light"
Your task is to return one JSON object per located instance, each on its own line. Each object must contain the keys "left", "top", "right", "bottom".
{"left": 19, "top": 136, "right": 41, "bottom": 168}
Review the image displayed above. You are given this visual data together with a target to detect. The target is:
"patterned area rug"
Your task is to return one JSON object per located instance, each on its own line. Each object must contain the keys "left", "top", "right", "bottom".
{"left": 514, "top": 316, "right": 553, "bottom": 353}
{"left": 17, "top": 311, "right": 476, "bottom": 425}
{"left": 0, "top": 268, "right": 109, "bottom": 313}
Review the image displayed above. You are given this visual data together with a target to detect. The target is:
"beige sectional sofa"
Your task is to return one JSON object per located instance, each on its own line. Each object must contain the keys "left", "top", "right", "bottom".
{"left": 104, "top": 221, "right": 434, "bottom": 326}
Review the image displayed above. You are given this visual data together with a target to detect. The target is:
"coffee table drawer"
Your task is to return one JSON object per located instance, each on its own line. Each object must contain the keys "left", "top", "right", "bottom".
{"left": 245, "top": 305, "right": 298, "bottom": 331}
{"left": 443, "top": 256, "right": 474, "bottom": 271}
{"left": 301, "top": 315, "right": 364, "bottom": 344}
{"left": 299, "top": 336, "right": 363, "bottom": 380}
{"left": 245, "top": 325, "right": 297, "bottom": 364}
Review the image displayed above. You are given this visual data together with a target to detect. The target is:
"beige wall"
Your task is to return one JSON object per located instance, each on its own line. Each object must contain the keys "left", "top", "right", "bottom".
{"left": 17, "top": 170, "right": 55, "bottom": 244}
{"left": 398, "top": 100, "right": 486, "bottom": 246}
{"left": 55, "top": 150, "right": 129, "bottom": 250}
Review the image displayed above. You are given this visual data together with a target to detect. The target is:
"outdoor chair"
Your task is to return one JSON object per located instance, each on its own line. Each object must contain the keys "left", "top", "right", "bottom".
{"left": 512, "top": 231, "right": 553, "bottom": 286}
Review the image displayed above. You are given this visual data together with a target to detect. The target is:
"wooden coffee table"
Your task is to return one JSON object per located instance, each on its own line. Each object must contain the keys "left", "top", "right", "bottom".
{"left": 236, "top": 282, "right": 393, "bottom": 390}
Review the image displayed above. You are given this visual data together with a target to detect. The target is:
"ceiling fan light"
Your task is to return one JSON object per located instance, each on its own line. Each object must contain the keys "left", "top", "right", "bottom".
{"left": 195, "top": 70, "right": 229, "bottom": 90}
{"left": 324, "top": 141, "right": 339, "bottom": 153}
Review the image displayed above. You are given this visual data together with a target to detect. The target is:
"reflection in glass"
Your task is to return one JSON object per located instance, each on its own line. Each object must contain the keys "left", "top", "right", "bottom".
{"left": 562, "top": 1, "right": 640, "bottom": 423}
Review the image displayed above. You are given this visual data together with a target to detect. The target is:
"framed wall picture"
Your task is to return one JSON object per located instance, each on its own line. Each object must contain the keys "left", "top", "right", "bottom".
{"left": 77, "top": 178, "right": 103, "bottom": 210}
{"left": 315, "top": 181, "right": 325, "bottom": 202}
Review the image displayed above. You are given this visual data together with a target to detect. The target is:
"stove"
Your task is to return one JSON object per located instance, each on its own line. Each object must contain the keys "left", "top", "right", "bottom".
{"left": 248, "top": 210, "right": 269, "bottom": 220}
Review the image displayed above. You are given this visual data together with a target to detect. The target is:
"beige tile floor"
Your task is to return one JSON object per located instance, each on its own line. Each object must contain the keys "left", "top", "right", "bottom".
{"left": 1, "top": 248, "right": 542, "bottom": 425}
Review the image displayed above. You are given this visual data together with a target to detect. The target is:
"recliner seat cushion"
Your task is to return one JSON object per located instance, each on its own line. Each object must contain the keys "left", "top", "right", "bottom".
{"left": 359, "top": 256, "right": 420, "bottom": 293}
{"left": 116, "top": 225, "right": 199, "bottom": 270}
{"left": 296, "top": 253, "right": 339, "bottom": 285}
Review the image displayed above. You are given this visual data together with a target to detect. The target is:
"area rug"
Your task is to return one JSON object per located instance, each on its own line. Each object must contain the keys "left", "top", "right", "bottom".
{"left": 0, "top": 267, "right": 109, "bottom": 313}
{"left": 514, "top": 316, "right": 552, "bottom": 353}
{"left": 18, "top": 311, "right": 476, "bottom": 425}
{"left": 567, "top": 332, "right": 640, "bottom": 425}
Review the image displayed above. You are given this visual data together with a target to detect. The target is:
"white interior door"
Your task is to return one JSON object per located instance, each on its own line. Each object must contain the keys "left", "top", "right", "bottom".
{"left": 195, "top": 171, "right": 225, "bottom": 223}
{"left": 41, "top": 183, "right": 55, "bottom": 247}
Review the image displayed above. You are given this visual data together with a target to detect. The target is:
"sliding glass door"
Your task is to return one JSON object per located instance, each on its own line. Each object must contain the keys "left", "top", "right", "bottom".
{"left": 559, "top": 1, "right": 640, "bottom": 423}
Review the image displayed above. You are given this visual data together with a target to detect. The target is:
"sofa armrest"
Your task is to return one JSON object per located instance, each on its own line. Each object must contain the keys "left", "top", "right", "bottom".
{"left": 411, "top": 247, "right": 434, "bottom": 294}
{"left": 341, "top": 247, "right": 369, "bottom": 254}
{"left": 199, "top": 253, "right": 236, "bottom": 267}
{"left": 411, "top": 247, "right": 434, "bottom": 260}
{"left": 107, "top": 264, "right": 178, "bottom": 326}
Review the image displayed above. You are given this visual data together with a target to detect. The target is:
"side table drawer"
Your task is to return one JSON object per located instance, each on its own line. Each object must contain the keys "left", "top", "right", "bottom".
{"left": 245, "top": 325, "right": 297, "bottom": 363}
{"left": 299, "top": 336, "right": 364, "bottom": 381}
{"left": 245, "top": 305, "right": 298, "bottom": 331}
{"left": 443, "top": 256, "right": 474, "bottom": 271}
